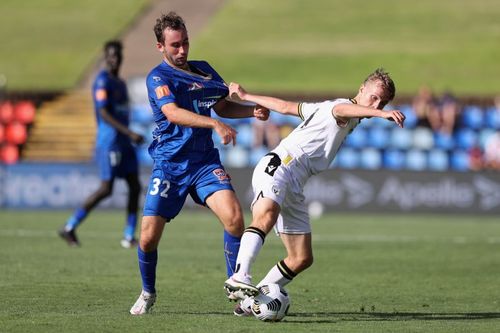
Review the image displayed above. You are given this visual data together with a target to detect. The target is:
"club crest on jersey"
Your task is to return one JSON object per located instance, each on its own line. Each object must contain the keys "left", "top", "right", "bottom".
{"left": 153, "top": 76, "right": 162, "bottom": 82}
{"left": 155, "top": 85, "right": 170, "bottom": 99}
{"left": 213, "top": 168, "right": 231, "bottom": 182}
{"left": 188, "top": 82, "right": 204, "bottom": 91}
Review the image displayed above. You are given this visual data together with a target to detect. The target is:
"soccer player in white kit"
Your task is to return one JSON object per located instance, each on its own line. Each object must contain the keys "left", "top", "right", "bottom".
{"left": 224, "top": 68, "right": 406, "bottom": 315}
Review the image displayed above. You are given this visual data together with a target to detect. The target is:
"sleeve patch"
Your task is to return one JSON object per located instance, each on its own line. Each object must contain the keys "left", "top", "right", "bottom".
{"left": 155, "top": 85, "right": 171, "bottom": 99}
{"left": 95, "top": 89, "right": 107, "bottom": 101}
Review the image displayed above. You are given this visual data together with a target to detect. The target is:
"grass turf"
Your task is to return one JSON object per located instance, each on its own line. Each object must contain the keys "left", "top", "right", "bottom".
{"left": 0, "top": 0, "right": 149, "bottom": 91}
{"left": 1, "top": 210, "right": 500, "bottom": 332}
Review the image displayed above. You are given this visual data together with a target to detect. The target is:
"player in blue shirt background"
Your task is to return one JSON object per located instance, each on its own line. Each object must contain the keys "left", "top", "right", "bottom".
{"left": 130, "top": 12, "right": 270, "bottom": 315}
{"left": 59, "top": 40, "right": 145, "bottom": 249}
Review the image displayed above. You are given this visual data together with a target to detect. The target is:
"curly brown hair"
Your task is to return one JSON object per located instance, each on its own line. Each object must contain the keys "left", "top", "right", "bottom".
{"left": 153, "top": 11, "right": 186, "bottom": 44}
{"left": 364, "top": 68, "right": 396, "bottom": 101}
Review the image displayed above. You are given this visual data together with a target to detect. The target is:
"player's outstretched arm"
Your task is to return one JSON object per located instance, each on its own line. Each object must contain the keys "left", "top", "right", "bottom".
{"left": 213, "top": 99, "right": 270, "bottom": 121}
{"left": 333, "top": 103, "right": 405, "bottom": 128}
{"left": 229, "top": 82, "right": 300, "bottom": 117}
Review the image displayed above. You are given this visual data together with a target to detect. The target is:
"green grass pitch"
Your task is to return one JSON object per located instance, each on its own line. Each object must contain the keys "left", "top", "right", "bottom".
{"left": 1, "top": 210, "right": 500, "bottom": 332}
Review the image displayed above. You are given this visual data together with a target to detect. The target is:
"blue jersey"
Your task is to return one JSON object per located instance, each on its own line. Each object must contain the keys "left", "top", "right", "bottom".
{"left": 93, "top": 70, "right": 131, "bottom": 149}
{"left": 146, "top": 60, "right": 229, "bottom": 161}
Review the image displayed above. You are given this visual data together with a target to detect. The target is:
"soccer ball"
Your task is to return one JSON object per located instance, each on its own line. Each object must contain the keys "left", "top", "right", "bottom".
{"left": 251, "top": 283, "right": 290, "bottom": 322}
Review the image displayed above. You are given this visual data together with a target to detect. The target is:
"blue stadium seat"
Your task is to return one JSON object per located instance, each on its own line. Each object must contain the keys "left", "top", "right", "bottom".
{"left": 360, "top": 148, "right": 382, "bottom": 169}
{"left": 450, "top": 150, "right": 470, "bottom": 172}
{"left": 249, "top": 146, "right": 269, "bottom": 167}
{"left": 370, "top": 117, "right": 391, "bottom": 128}
{"left": 427, "top": 149, "right": 449, "bottom": 171}
{"left": 225, "top": 146, "right": 249, "bottom": 168}
{"left": 412, "top": 127, "right": 434, "bottom": 150}
{"left": 235, "top": 123, "right": 253, "bottom": 149}
{"left": 367, "top": 127, "right": 390, "bottom": 149}
{"left": 383, "top": 149, "right": 405, "bottom": 170}
{"left": 479, "top": 129, "right": 495, "bottom": 150}
{"left": 345, "top": 127, "right": 368, "bottom": 148}
{"left": 460, "top": 105, "right": 484, "bottom": 130}
{"left": 433, "top": 132, "right": 454, "bottom": 150}
{"left": 335, "top": 147, "right": 360, "bottom": 169}
{"left": 398, "top": 104, "right": 418, "bottom": 129}
{"left": 484, "top": 107, "right": 500, "bottom": 129}
{"left": 389, "top": 127, "right": 413, "bottom": 150}
{"left": 454, "top": 128, "right": 478, "bottom": 150}
{"left": 406, "top": 149, "right": 427, "bottom": 171}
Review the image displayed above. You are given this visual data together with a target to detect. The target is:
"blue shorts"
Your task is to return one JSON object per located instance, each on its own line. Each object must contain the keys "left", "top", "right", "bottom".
{"left": 143, "top": 150, "right": 234, "bottom": 220}
{"left": 95, "top": 145, "right": 139, "bottom": 180}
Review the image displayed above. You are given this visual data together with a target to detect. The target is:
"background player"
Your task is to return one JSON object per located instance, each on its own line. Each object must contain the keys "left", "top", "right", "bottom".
{"left": 129, "top": 12, "right": 269, "bottom": 315}
{"left": 59, "top": 40, "right": 144, "bottom": 248}
{"left": 223, "top": 69, "right": 405, "bottom": 315}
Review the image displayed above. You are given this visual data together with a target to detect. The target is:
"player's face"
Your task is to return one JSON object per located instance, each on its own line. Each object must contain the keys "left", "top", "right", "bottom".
{"left": 105, "top": 46, "right": 122, "bottom": 74}
{"left": 357, "top": 80, "right": 390, "bottom": 110}
{"left": 159, "top": 27, "right": 189, "bottom": 68}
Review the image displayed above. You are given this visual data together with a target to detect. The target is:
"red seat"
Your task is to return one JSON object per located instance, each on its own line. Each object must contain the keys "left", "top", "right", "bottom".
{"left": 0, "top": 102, "right": 14, "bottom": 124}
{"left": 5, "top": 122, "right": 27, "bottom": 145}
{"left": 0, "top": 124, "right": 4, "bottom": 143}
{"left": 0, "top": 144, "right": 19, "bottom": 164}
{"left": 14, "top": 101, "right": 36, "bottom": 124}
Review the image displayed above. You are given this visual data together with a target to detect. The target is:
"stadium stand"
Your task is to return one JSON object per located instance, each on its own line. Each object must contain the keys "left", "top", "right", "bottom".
{"left": 21, "top": 91, "right": 95, "bottom": 162}
{"left": 7, "top": 74, "right": 499, "bottom": 173}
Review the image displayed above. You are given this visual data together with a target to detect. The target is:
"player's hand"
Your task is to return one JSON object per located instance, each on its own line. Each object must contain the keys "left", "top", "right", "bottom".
{"left": 254, "top": 104, "right": 270, "bottom": 121}
{"left": 383, "top": 110, "right": 406, "bottom": 128}
{"left": 213, "top": 120, "right": 237, "bottom": 146}
{"left": 228, "top": 82, "right": 248, "bottom": 102}
{"left": 130, "top": 132, "right": 145, "bottom": 145}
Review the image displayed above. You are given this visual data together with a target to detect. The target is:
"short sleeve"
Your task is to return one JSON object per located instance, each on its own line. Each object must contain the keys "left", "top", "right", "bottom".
{"left": 298, "top": 102, "right": 322, "bottom": 121}
{"left": 147, "top": 74, "right": 176, "bottom": 109}
{"left": 93, "top": 76, "right": 108, "bottom": 109}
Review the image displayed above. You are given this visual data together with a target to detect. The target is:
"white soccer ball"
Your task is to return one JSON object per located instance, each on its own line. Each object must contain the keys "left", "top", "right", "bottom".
{"left": 251, "top": 283, "right": 290, "bottom": 322}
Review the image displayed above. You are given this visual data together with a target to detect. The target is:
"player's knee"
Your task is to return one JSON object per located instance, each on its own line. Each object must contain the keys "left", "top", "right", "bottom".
{"left": 223, "top": 212, "right": 244, "bottom": 236}
{"left": 139, "top": 233, "right": 159, "bottom": 252}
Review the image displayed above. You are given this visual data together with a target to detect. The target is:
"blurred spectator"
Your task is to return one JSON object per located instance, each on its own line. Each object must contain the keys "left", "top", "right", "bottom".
{"left": 438, "top": 91, "right": 460, "bottom": 135}
{"left": 412, "top": 85, "right": 439, "bottom": 129}
{"left": 252, "top": 118, "right": 280, "bottom": 149}
{"left": 483, "top": 132, "right": 500, "bottom": 170}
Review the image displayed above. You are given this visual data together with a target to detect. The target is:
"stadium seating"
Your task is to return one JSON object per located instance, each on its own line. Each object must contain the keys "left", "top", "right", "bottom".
{"left": 12, "top": 80, "right": 497, "bottom": 174}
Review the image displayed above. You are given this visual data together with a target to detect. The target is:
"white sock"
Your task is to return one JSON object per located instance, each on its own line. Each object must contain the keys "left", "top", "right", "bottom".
{"left": 257, "top": 261, "right": 297, "bottom": 287}
{"left": 233, "top": 228, "right": 265, "bottom": 280}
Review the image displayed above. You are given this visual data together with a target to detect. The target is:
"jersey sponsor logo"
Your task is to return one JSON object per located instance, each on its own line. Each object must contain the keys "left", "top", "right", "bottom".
{"left": 95, "top": 89, "right": 107, "bottom": 101}
{"left": 213, "top": 168, "right": 231, "bottom": 182}
{"left": 198, "top": 99, "right": 218, "bottom": 109}
{"left": 155, "top": 85, "right": 170, "bottom": 99}
{"left": 188, "top": 82, "right": 204, "bottom": 91}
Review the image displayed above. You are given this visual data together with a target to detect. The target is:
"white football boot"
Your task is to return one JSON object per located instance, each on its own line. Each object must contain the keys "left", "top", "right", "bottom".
{"left": 224, "top": 274, "right": 259, "bottom": 301}
{"left": 130, "top": 290, "right": 156, "bottom": 315}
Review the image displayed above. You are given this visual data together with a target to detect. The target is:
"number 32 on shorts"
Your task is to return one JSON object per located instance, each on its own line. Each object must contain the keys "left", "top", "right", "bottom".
{"left": 149, "top": 178, "right": 170, "bottom": 198}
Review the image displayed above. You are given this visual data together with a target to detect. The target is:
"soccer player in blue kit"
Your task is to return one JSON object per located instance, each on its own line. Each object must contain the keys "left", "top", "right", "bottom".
{"left": 129, "top": 12, "right": 270, "bottom": 315}
{"left": 59, "top": 40, "right": 144, "bottom": 248}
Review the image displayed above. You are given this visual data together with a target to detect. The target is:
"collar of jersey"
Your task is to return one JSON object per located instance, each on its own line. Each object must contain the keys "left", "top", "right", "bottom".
{"left": 162, "top": 60, "right": 213, "bottom": 80}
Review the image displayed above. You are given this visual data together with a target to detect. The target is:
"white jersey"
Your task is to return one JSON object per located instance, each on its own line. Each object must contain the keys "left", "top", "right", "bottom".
{"left": 273, "top": 99, "right": 359, "bottom": 184}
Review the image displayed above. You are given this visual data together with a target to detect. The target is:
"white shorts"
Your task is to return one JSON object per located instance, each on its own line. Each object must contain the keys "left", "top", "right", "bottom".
{"left": 251, "top": 152, "right": 310, "bottom": 234}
